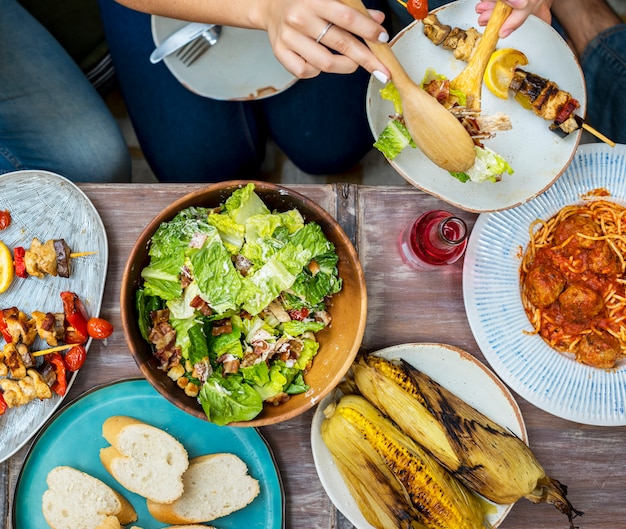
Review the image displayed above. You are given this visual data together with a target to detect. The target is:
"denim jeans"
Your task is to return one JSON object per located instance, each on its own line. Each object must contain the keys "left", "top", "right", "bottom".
{"left": 0, "top": 0, "right": 131, "bottom": 182}
{"left": 582, "top": 24, "right": 626, "bottom": 144}
{"left": 97, "top": 0, "right": 391, "bottom": 182}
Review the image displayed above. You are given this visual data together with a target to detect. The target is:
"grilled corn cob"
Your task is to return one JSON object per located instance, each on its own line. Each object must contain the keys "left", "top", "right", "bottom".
{"left": 321, "top": 394, "right": 489, "bottom": 529}
{"left": 351, "top": 354, "right": 583, "bottom": 528}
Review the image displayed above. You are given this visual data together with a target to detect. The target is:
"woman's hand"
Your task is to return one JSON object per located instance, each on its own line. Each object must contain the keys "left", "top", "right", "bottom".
{"left": 256, "top": 0, "right": 391, "bottom": 80}
{"left": 475, "top": 0, "right": 553, "bottom": 37}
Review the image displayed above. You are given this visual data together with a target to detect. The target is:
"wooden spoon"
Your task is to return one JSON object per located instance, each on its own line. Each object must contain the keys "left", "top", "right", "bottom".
{"left": 340, "top": 0, "right": 476, "bottom": 172}
{"left": 450, "top": 0, "right": 513, "bottom": 111}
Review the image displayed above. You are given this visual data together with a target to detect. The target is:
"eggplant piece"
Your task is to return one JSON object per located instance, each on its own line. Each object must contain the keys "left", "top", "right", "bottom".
{"left": 53, "top": 239, "right": 71, "bottom": 278}
{"left": 549, "top": 115, "right": 585, "bottom": 137}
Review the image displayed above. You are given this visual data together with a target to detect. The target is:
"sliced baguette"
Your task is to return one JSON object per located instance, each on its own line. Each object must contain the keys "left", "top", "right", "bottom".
{"left": 147, "top": 453, "right": 260, "bottom": 524}
{"left": 42, "top": 466, "right": 137, "bottom": 529}
{"left": 100, "top": 415, "right": 189, "bottom": 504}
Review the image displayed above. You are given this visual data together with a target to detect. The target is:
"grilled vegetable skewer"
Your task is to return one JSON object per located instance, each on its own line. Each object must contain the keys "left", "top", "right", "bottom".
{"left": 422, "top": 13, "right": 615, "bottom": 145}
{"left": 14, "top": 238, "right": 96, "bottom": 280}
{"left": 351, "top": 354, "right": 583, "bottom": 529}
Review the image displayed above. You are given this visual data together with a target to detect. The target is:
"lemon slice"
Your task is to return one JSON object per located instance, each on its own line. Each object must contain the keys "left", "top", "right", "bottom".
{"left": 484, "top": 48, "right": 529, "bottom": 99}
{"left": 0, "top": 241, "right": 14, "bottom": 293}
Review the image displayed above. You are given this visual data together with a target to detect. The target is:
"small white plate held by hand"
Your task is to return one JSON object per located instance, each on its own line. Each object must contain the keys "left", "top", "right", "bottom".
{"left": 152, "top": 16, "right": 297, "bottom": 100}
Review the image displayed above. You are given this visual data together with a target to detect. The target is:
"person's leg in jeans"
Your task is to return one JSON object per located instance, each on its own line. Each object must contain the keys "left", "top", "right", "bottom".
{"left": 98, "top": 0, "right": 266, "bottom": 183}
{"left": 262, "top": 0, "right": 392, "bottom": 175}
{"left": 552, "top": 0, "right": 626, "bottom": 144}
{"left": 0, "top": 0, "right": 131, "bottom": 182}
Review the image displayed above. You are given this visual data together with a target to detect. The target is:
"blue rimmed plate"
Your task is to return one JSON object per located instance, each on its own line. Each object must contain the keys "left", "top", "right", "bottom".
{"left": 463, "top": 143, "right": 626, "bottom": 426}
{"left": 13, "top": 378, "right": 284, "bottom": 528}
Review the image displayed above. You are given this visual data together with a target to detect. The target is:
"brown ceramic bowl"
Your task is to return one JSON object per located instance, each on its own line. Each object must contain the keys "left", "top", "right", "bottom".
{"left": 121, "top": 180, "right": 367, "bottom": 427}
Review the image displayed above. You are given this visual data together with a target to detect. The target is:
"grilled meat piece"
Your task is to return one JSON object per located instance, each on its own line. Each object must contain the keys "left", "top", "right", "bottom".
{"left": 0, "top": 368, "right": 52, "bottom": 408}
{"left": 509, "top": 69, "right": 580, "bottom": 123}
{"left": 31, "top": 311, "right": 66, "bottom": 346}
{"left": 423, "top": 13, "right": 580, "bottom": 126}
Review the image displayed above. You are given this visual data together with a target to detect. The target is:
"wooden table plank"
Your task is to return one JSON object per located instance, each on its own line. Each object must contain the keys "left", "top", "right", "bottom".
{"left": 4, "top": 183, "right": 626, "bottom": 529}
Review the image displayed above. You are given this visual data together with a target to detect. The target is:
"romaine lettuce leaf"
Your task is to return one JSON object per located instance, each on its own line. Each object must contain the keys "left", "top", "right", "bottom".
{"left": 224, "top": 183, "right": 270, "bottom": 225}
{"left": 190, "top": 230, "right": 242, "bottom": 314}
{"left": 199, "top": 374, "right": 264, "bottom": 426}
{"left": 207, "top": 213, "right": 245, "bottom": 255}
{"left": 373, "top": 120, "right": 416, "bottom": 161}
{"left": 450, "top": 146, "right": 514, "bottom": 184}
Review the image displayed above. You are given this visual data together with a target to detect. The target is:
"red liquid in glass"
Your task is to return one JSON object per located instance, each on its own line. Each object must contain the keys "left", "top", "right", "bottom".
{"left": 399, "top": 210, "right": 468, "bottom": 269}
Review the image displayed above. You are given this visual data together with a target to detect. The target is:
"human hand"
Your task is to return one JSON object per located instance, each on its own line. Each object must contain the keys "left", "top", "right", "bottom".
{"left": 475, "top": 0, "right": 553, "bottom": 38}
{"left": 256, "top": 0, "right": 391, "bottom": 80}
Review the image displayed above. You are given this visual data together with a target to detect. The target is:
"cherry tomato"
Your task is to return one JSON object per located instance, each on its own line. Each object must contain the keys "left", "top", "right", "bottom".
{"left": 64, "top": 345, "right": 87, "bottom": 372}
{"left": 87, "top": 317, "right": 114, "bottom": 339}
{"left": 0, "top": 210, "right": 11, "bottom": 231}
{"left": 407, "top": 0, "right": 428, "bottom": 20}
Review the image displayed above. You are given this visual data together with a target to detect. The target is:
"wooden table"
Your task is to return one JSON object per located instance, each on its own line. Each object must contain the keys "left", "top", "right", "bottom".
{"left": 3, "top": 183, "right": 625, "bottom": 528}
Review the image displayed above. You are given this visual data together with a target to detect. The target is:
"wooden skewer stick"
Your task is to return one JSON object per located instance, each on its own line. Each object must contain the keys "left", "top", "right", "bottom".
{"left": 32, "top": 343, "right": 75, "bottom": 357}
{"left": 582, "top": 123, "right": 616, "bottom": 147}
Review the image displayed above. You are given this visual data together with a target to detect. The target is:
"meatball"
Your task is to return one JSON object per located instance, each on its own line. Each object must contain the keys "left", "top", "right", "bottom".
{"left": 588, "top": 241, "right": 621, "bottom": 275}
{"left": 558, "top": 283, "right": 604, "bottom": 323}
{"left": 576, "top": 331, "right": 621, "bottom": 369}
{"left": 553, "top": 214, "right": 598, "bottom": 249}
{"left": 524, "top": 264, "right": 566, "bottom": 308}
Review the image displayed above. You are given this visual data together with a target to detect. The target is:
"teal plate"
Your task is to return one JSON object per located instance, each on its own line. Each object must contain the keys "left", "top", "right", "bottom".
{"left": 13, "top": 378, "right": 284, "bottom": 528}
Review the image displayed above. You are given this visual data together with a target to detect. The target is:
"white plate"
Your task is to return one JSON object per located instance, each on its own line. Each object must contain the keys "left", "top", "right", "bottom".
{"left": 151, "top": 16, "right": 297, "bottom": 100}
{"left": 311, "top": 343, "right": 526, "bottom": 528}
{"left": 366, "top": 0, "right": 586, "bottom": 213}
{"left": 463, "top": 143, "right": 626, "bottom": 426}
{"left": 0, "top": 170, "right": 108, "bottom": 462}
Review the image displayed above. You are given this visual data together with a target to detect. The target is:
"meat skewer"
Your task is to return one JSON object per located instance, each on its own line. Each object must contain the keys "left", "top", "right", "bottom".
{"left": 421, "top": 13, "right": 616, "bottom": 146}
{"left": 16, "top": 238, "right": 96, "bottom": 280}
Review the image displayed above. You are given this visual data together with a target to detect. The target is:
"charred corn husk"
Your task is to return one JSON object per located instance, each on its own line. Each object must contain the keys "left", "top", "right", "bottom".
{"left": 321, "top": 394, "right": 489, "bottom": 529}
{"left": 352, "top": 354, "right": 583, "bottom": 528}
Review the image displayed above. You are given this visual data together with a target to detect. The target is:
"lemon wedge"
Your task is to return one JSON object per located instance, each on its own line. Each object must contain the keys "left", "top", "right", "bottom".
{"left": 0, "top": 241, "right": 14, "bottom": 293}
{"left": 484, "top": 48, "right": 529, "bottom": 99}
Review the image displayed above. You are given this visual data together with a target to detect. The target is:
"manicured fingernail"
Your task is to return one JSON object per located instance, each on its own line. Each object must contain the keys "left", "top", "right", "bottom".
{"left": 500, "top": 28, "right": 512, "bottom": 38}
{"left": 373, "top": 70, "right": 389, "bottom": 84}
{"left": 378, "top": 32, "right": 389, "bottom": 43}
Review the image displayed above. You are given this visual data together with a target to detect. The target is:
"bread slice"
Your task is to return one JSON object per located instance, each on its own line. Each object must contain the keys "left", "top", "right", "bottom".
{"left": 100, "top": 416, "right": 189, "bottom": 504}
{"left": 147, "top": 453, "right": 260, "bottom": 524}
{"left": 42, "top": 466, "right": 137, "bottom": 529}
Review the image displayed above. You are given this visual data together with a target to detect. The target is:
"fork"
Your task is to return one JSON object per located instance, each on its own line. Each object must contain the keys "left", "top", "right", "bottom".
{"left": 176, "top": 25, "right": 222, "bottom": 67}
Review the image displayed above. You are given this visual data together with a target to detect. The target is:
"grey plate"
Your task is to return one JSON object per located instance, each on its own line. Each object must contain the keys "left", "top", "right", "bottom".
{"left": 0, "top": 170, "right": 108, "bottom": 463}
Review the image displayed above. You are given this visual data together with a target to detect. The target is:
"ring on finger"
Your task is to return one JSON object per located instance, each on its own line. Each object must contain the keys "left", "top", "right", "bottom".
{"left": 315, "top": 22, "right": 333, "bottom": 43}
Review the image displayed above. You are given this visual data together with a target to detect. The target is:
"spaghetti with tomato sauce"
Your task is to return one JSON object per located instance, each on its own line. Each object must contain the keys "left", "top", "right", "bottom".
{"left": 520, "top": 199, "right": 626, "bottom": 369}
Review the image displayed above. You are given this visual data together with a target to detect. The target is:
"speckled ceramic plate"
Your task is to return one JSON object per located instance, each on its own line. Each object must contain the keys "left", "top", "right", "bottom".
{"left": 366, "top": 0, "right": 586, "bottom": 212}
{"left": 151, "top": 16, "right": 297, "bottom": 100}
{"left": 311, "top": 343, "right": 526, "bottom": 528}
{"left": 463, "top": 143, "right": 626, "bottom": 425}
{"left": 0, "top": 170, "right": 107, "bottom": 463}
{"left": 13, "top": 378, "right": 284, "bottom": 529}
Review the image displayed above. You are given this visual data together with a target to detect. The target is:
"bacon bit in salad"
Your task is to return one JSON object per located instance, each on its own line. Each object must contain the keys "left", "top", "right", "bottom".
{"left": 212, "top": 318, "right": 232, "bottom": 336}
{"left": 148, "top": 309, "right": 181, "bottom": 371}
{"left": 233, "top": 254, "right": 253, "bottom": 276}
{"left": 189, "top": 295, "right": 212, "bottom": 317}
{"left": 217, "top": 353, "right": 240, "bottom": 375}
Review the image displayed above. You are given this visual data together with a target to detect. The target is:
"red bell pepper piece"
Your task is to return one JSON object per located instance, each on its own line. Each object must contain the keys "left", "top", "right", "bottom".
{"left": 60, "top": 291, "right": 89, "bottom": 344}
{"left": 13, "top": 246, "right": 27, "bottom": 278}
{"left": 0, "top": 310, "right": 12, "bottom": 343}
{"left": 407, "top": 0, "right": 428, "bottom": 20}
{"left": 48, "top": 353, "right": 68, "bottom": 396}
{"left": 0, "top": 392, "right": 7, "bottom": 415}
